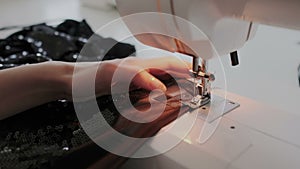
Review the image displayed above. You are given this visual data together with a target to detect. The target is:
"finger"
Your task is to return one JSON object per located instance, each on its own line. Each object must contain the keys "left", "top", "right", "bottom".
{"left": 133, "top": 70, "right": 167, "bottom": 92}
{"left": 148, "top": 69, "right": 190, "bottom": 79}
{"left": 167, "top": 71, "right": 190, "bottom": 78}
{"left": 141, "top": 56, "right": 191, "bottom": 73}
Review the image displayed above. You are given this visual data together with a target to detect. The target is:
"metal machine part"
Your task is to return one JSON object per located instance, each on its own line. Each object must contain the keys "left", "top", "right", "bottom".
{"left": 179, "top": 78, "right": 239, "bottom": 123}
{"left": 298, "top": 64, "right": 300, "bottom": 86}
{"left": 182, "top": 94, "right": 210, "bottom": 109}
{"left": 181, "top": 66, "right": 239, "bottom": 123}
{"left": 196, "top": 95, "right": 240, "bottom": 123}
{"left": 189, "top": 57, "right": 215, "bottom": 109}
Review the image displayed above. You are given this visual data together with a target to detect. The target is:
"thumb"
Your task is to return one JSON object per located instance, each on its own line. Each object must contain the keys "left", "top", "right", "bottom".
{"left": 133, "top": 70, "right": 167, "bottom": 92}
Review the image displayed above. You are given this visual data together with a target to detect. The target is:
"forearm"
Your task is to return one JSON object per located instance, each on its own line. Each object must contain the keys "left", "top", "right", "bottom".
{"left": 0, "top": 56, "right": 190, "bottom": 119}
{"left": 0, "top": 61, "right": 73, "bottom": 120}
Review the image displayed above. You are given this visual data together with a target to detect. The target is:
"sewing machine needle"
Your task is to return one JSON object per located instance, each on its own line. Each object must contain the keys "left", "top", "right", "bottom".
{"left": 193, "top": 77, "right": 196, "bottom": 97}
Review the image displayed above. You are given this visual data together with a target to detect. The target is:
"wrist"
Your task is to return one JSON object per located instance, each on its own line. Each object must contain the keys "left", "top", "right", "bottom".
{"left": 36, "top": 61, "right": 74, "bottom": 100}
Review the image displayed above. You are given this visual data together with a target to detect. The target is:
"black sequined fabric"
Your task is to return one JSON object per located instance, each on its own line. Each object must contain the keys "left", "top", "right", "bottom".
{"left": 0, "top": 19, "right": 136, "bottom": 69}
{"left": 0, "top": 20, "right": 136, "bottom": 169}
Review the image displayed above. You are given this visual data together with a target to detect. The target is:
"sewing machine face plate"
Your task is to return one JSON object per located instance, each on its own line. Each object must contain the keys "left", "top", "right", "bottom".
{"left": 152, "top": 79, "right": 240, "bottom": 123}
{"left": 194, "top": 96, "right": 240, "bottom": 123}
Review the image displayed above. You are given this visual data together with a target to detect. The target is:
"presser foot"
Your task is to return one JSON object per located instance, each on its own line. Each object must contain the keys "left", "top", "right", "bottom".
{"left": 181, "top": 95, "right": 210, "bottom": 109}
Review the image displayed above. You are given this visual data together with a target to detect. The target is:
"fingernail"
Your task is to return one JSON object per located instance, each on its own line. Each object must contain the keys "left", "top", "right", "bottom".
{"left": 150, "top": 77, "right": 167, "bottom": 92}
{"left": 157, "top": 83, "right": 167, "bottom": 92}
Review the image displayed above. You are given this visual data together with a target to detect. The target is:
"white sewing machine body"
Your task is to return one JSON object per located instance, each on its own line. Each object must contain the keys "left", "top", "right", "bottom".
{"left": 116, "top": 0, "right": 300, "bottom": 59}
{"left": 115, "top": 0, "right": 300, "bottom": 168}
{"left": 120, "top": 90, "right": 300, "bottom": 169}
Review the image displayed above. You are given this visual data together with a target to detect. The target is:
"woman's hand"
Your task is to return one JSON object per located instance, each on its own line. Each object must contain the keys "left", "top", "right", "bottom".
{"left": 70, "top": 56, "right": 190, "bottom": 101}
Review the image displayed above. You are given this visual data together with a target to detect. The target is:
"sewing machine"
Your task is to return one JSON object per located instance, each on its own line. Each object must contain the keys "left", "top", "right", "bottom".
{"left": 115, "top": 0, "right": 300, "bottom": 168}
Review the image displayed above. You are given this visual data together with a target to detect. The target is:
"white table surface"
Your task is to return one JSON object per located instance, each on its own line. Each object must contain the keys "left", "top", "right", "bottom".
{"left": 1, "top": 0, "right": 299, "bottom": 115}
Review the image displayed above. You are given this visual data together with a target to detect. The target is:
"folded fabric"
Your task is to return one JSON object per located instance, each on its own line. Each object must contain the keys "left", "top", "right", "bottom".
{"left": 0, "top": 19, "right": 136, "bottom": 69}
